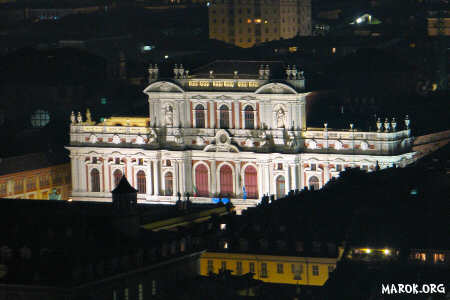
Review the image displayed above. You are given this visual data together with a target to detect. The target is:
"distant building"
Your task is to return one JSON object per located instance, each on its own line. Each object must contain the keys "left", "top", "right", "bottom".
{"left": 427, "top": 17, "right": 450, "bottom": 36}
{"left": 208, "top": 0, "right": 311, "bottom": 48}
{"left": 0, "top": 152, "right": 71, "bottom": 200}
{"left": 0, "top": 182, "right": 233, "bottom": 299}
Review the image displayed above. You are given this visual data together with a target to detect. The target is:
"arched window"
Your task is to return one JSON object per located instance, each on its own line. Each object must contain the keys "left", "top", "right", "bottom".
{"left": 219, "top": 165, "right": 233, "bottom": 197}
{"left": 219, "top": 105, "right": 229, "bottom": 129}
{"left": 137, "top": 170, "right": 146, "bottom": 194}
{"left": 164, "top": 172, "right": 173, "bottom": 196}
{"left": 244, "top": 106, "right": 254, "bottom": 129}
{"left": 309, "top": 176, "right": 319, "bottom": 191}
{"left": 113, "top": 169, "right": 123, "bottom": 187}
{"left": 276, "top": 175, "right": 285, "bottom": 199}
{"left": 244, "top": 165, "right": 258, "bottom": 199}
{"left": 90, "top": 169, "right": 100, "bottom": 192}
{"left": 195, "top": 164, "right": 209, "bottom": 197}
{"left": 195, "top": 104, "right": 205, "bottom": 128}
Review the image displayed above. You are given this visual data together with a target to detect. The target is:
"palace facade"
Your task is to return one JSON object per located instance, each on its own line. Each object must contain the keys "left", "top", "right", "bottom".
{"left": 67, "top": 60, "right": 415, "bottom": 212}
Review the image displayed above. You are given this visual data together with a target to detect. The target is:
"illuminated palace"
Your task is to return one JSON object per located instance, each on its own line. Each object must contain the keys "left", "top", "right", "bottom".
{"left": 67, "top": 60, "right": 415, "bottom": 212}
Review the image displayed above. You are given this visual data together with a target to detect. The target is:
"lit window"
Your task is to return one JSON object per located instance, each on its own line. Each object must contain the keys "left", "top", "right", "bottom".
{"left": 312, "top": 265, "right": 319, "bottom": 276}
{"left": 220, "top": 223, "right": 226, "bottom": 230}
{"left": 138, "top": 284, "right": 143, "bottom": 300}
{"left": 247, "top": 18, "right": 252, "bottom": 23}
{"left": 152, "top": 280, "right": 157, "bottom": 296}
{"left": 433, "top": 253, "right": 445, "bottom": 263}
{"left": 30, "top": 109, "right": 50, "bottom": 128}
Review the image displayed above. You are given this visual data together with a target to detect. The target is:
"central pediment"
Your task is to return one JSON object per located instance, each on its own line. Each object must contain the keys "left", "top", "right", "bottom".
{"left": 255, "top": 83, "right": 297, "bottom": 95}
{"left": 143, "top": 81, "right": 184, "bottom": 93}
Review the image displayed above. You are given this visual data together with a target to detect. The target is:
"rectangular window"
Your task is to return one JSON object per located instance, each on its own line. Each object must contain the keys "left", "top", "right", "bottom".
{"left": 312, "top": 265, "right": 319, "bottom": 276}
{"left": 207, "top": 260, "right": 214, "bottom": 273}
{"left": 433, "top": 253, "right": 445, "bottom": 263}
{"left": 0, "top": 182, "right": 7, "bottom": 196}
{"left": 221, "top": 261, "right": 226, "bottom": 271}
{"left": 14, "top": 179, "right": 24, "bottom": 194}
{"left": 261, "top": 263, "right": 268, "bottom": 277}
{"left": 277, "top": 263, "right": 284, "bottom": 274}
{"left": 277, "top": 163, "right": 283, "bottom": 170}
{"left": 311, "top": 163, "right": 316, "bottom": 171}
{"left": 249, "top": 262, "right": 255, "bottom": 273}
{"left": 138, "top": 283, "right": 143, "bottom": 300}
{"left": 26, "top": 177, "right": 36, "bottom": 191}
{"left": 236, "top": 261, "right": 242, "bottom": 275}
{"left": 336, "top": 164, "right": 342, "bottom": 172}
{"left": 152, "top": 280, "right": 157, "bottom": 296}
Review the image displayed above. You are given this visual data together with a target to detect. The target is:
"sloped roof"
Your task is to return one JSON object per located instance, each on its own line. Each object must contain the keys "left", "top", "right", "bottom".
{"left": 0, "top": 152, "right": 68, "bottom": 176}
{"left": 190, "top": 60, "right": 287, "bottom": 79}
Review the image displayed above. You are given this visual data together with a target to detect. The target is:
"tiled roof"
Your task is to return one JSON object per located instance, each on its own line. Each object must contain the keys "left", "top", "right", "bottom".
{"left": 0, "top": 151, "right": 69, "bottom": 176}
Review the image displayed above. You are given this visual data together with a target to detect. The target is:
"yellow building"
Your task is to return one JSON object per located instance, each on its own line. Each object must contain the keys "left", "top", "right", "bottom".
{"left": 209, "top": 0, "right": 311, "bottom": 48}
{"left": 200, "top": 251, "right": 341, "bottom": 286}
{"left": 0, "top": 152, "right": 71, "bottom": 200}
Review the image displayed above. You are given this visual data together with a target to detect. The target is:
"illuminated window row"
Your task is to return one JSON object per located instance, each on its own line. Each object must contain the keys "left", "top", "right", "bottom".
{"left": 188, "top": 81, "right": 259, "bottom": 88}
{"left": 208, "top": 260, "right": 330, "bottom": 278}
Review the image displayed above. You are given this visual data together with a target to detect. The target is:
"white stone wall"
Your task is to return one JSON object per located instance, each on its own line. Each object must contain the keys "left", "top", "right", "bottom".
{"left": 67, "top": 80, "right": 415, "bottom": 211}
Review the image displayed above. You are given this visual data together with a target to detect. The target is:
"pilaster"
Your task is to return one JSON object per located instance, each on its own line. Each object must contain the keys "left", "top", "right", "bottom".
{"left": 211, "top": 159, "right": 217, "bottom": 195}
{"left": 153, "top": 160, "right": 160, "bottom": 196}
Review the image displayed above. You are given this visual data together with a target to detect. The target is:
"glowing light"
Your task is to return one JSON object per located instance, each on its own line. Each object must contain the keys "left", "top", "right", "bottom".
{"left": 247, "top": 19, "right": 252, "bottom": 23}
{"left": 332, "top": 47, "right": 336, "bottom": 54}
{"left": 67, "top": 198, "right": 73, "bottom": 202}
{"left": 383, "top": 249, "right": 391, "bottom": 255}
{"left": 255, "top": 19, "right": 261, "bottom": 23}
{"left": 264, "top": 20, "right": 268, "bottom": 24}
{"left": 364, "top": 248, "right": 372, "bottom": 254}
{"left": 164, "top": 55, "right": 169, "bottom": 59}
{"left": 356, "top": 17, "right": 363, "bottom": 24}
